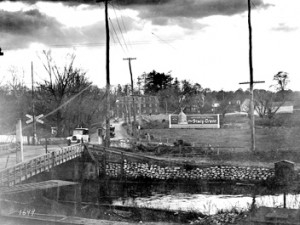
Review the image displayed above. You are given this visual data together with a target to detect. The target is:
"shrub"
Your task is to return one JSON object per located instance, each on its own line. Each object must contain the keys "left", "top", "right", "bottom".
{"left": 141, "top": 120, "right": 169, "bottom": 129}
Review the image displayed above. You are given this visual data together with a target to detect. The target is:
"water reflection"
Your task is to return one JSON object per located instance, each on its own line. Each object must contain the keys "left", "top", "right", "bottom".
{"left": 113, "top": 193, "right": 300, "bottom": 215}
{"left": 80, "top": 179, "right": 300, "bottom": 215}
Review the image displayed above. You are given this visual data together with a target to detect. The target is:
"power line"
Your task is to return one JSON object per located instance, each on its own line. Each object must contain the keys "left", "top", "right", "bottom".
{"left": 151, "top": 32, "right": 176, "bottom": 50}
{"left": 112, "top": 2, "right": 133, "bottom": 51}
{"left": 109, "top": 18, "right": 127, "bottom": 54}
{"left": 250, "top": 0, "right": 258, "bottom": 10}
{"left": 111, "top": 3, "right": 129, "bottom": 52}
{"left": 109, "top": 27, "right": 118, "bottom": 46}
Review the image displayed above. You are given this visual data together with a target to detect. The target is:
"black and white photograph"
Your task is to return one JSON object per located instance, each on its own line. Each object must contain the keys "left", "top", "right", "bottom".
{"left": 1, "top": 0, "right": 300, "bottom": 224}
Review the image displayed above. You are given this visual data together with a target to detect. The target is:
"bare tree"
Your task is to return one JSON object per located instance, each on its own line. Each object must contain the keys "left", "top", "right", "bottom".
{"left": 254, "top": 71, "right": 290, "bottom": 119}
{"left": 37, "top": 50, "right": 92, "bottom": 136}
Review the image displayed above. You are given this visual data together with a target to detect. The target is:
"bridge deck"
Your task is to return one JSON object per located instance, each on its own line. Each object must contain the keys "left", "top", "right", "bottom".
{"left": 0, "top": 144, "right": 83, "bottom": 187}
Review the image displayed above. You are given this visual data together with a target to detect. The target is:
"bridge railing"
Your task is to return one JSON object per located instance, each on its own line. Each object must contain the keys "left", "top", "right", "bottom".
{"left": 0, "top": 144, "right": 83, "bottom": 187}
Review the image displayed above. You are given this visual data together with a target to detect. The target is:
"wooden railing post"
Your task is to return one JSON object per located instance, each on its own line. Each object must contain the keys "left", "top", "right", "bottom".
{"left": 121, "top": 152, "right": 124, "bottom": 180}
{"left": 52, "top": 151, "right": 55, "bottom": 168}
{"left": 103, "top": 148, "right": 106, "bottom": 177}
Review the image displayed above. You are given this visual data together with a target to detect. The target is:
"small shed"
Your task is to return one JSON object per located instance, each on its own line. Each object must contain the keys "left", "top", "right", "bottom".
{"left": 274, "top": 160, "right": 295, "bottom": 185}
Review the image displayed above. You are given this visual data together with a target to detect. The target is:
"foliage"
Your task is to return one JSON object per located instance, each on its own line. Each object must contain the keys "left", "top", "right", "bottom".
{"left": 36, "top": 50, "right": 95, "bottom": 136}
{"left": 136, "top": 70, "right": 254, "bottom": 115}
{"left": 142, "top": 70, "right": 173, "bottom": 95}
{"left": 157, "top": 87, "right": 180, "bottom": 113}
{"left": 0, "top": 67, "right": 31, "bottom": 135}
{"left": 254, "top": 71, "right": 291, "bottom": 119}
{"left": 140, "top": 119, "right": 169, "bottom": 129}
{"left": 273, "top": 71, "right": 289, "bottom": 92}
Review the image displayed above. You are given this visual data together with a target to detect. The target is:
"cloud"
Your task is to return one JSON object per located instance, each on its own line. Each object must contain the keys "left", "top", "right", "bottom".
{"left": 115, "top": 0, "right": 170, "bottom": 6}
{"left": 0, "top": 8, "right": 106, "bottom": 49}
{"left": 0, "top": 9, "right": 58, "bottom": 35}
{"left": 272, "top": 23, "right": 298, "bottom": 32}
{"left": 0, "top": 0, "right": 272, "bottom": 49}
{"left": 118, "top": 0, "right": 271, "bottom": 22}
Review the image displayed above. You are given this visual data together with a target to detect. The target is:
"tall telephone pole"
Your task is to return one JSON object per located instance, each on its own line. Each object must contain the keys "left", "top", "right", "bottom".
{"left": 31, "top": 62, "right": 37, "bottom": 145}
{"left": 239, "top": 0, "right": 264, "bottom": 152}
{"left": 248, "top": 0, "right": 255, "bottom": 152}
{"left": 123, "top": 57, "right": 137, "bottom": 139}
{"left": 104, "top": 0, "right": 111, "bottom": 147}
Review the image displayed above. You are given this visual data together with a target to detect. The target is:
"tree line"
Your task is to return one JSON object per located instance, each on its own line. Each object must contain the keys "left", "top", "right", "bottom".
{"left": 117, "top": 70, "right": 294, "bottom": 118}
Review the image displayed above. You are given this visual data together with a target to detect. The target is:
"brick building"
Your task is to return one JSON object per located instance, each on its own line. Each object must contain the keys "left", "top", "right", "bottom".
{"left": 115, "top": 95, "right": 160, "bottom": 118}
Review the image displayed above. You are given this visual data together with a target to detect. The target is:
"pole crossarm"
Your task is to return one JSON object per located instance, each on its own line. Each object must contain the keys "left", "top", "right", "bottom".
{"left": 123, "top": 57, "right": 136, "bottom": 61}
{"left": 239, "top": 81, "right": 265, "bottom": 85}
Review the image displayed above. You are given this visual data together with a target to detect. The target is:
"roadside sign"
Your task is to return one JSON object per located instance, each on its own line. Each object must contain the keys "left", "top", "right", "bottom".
{"left": 169, "top": 114, "right": 220, "bottom": 129}
{"left": 36, "top": 114, "right": 44, "bottom": 124}
{"left": 26, "top": 114, "right": 33, "bottom": 124}
{"left": 26, "top": 114, "right": 44, "bottom": 124}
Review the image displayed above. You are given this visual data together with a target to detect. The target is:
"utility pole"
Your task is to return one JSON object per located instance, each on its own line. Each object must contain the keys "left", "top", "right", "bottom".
{"left": 104, "top": 0, "right": 111, "bottom": 147}
{"left": 239, "top": 0, "right": 264, "bottom": 152}
{"left": 123, "top": 57, "right": 137, "bottom": 139}
{"left": 31, "top": 62, "right": 37, "bottom": 145}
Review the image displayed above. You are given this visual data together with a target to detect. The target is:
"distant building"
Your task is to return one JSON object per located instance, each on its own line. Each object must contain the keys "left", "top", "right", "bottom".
{"left": 272, "top": 101, "right": 293, "bottom": 114}
{"left": 241, "top": 99, "right": 294, "bottom": 115}
{"left": 115, "top": 95, "right": 160, "bottom": 118}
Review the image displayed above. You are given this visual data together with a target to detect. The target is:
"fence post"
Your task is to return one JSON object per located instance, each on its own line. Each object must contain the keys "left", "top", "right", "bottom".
{"left": 52, "top": 151, "right": 55, "bottom": 168}
{"left": 121, "top": 152, "right": 124, "bottom": 180}
{"left": 45, "top": 137, "right": 48, "bottom": 154}
{"left": 103, "top": 148, "right": 106, "bottom": 177}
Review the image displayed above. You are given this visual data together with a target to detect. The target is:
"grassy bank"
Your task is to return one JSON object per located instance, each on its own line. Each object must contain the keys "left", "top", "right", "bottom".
{"left": 138, "top": 114, "right": 300, "bottom": 166}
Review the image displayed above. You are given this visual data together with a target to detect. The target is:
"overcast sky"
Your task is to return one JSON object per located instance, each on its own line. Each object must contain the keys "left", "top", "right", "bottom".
{"left": 0, "top": 0, "right": 299, "bottom": 91}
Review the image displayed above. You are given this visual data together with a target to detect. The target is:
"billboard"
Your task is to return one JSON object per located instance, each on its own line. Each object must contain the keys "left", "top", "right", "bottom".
{"left": 169, "top": 114, "right": 220, "bottom": 129}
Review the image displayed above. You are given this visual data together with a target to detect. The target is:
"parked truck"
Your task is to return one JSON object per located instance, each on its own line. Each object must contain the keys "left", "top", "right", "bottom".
{"left": 67, "top": 128, "right": 90, "bottom": 145}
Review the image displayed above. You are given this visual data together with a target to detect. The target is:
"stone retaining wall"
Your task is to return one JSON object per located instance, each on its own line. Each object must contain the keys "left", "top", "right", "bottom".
{"left": 104, "top": 160, "right": 274, "bottom": 182}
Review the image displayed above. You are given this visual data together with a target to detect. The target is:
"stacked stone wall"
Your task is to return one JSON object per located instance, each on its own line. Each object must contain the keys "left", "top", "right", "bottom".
{"left": 104, "top": 160, "right": 274, "bottom": 182}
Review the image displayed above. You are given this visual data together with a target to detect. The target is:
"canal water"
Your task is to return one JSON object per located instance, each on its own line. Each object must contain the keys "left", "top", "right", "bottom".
{"left": 76, "top": 179, "right": 300, "bottom": 215}
{"left": 2, "top": 177, "right": 300, "bottom": 224}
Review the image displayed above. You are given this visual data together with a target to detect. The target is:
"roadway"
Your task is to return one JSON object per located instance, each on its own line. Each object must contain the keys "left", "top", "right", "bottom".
{"left": 89, "top": 120, "right": 132, "bottom": 144}
{"left": 0, "top": 120, "right": 130, "bottom": 171}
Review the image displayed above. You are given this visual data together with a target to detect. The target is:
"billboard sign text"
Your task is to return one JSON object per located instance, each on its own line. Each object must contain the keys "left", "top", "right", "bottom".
{"left": 169, "top": 114, "right": 220, "bottom": 128}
